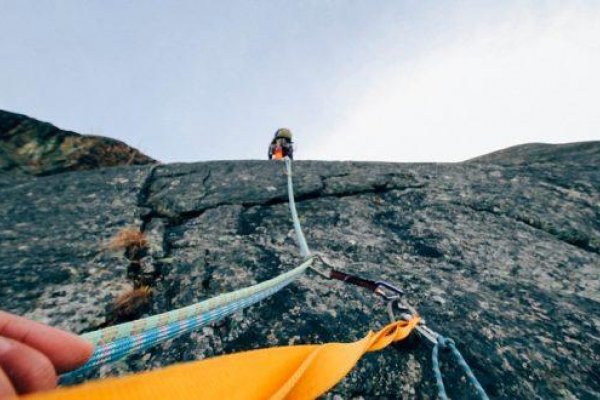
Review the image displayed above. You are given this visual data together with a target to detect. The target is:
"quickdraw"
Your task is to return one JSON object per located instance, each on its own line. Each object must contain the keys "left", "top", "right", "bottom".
{"left": 309, "top": 255, "right": 489, "bottom": 400}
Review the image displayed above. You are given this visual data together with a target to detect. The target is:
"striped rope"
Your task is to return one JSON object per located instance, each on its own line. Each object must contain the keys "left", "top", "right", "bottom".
{"left": 82, "top": 258, "right": 311, "bottom": 347}
{"left": 61, "top": 272, "right": 302, "bottom": 382}
{"left": 63, "top": 159, "right": 313, "bottom": 379}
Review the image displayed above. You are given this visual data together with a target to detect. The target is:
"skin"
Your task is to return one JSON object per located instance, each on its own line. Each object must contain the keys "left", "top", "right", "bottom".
{"left": 0, "top": 311, "right": 94, "bottom": 398}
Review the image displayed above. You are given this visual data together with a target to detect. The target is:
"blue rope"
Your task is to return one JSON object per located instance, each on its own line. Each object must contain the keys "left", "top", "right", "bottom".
{"left": 59, "top": 158, "right": 313, "bottom": 383}
{"left": 431, "top": 337, "right": 447, "bottom": 400}
{"left": 432, "top": 335, "right": 489, "bottom": 400}
{"left": 60, "top": 277, "right": 294, "bottom": 383}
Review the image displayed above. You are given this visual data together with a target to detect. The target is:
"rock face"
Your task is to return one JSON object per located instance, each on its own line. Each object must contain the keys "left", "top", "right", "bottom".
{"left": 1, "top": 142, "right": 599, "bottom": 399}
{"left": 0, "top": 110, "right": 155, "bottom": 176}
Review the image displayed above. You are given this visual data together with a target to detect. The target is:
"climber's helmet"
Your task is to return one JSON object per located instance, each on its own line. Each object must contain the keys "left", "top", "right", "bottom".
{"left": 274, "top": 128, "right": 292, "bottom": 141}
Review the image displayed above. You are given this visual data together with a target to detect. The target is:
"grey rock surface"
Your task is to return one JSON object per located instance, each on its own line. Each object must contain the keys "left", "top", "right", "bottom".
{"left": 1, "top": 143, "right": 599, "bottom": 399}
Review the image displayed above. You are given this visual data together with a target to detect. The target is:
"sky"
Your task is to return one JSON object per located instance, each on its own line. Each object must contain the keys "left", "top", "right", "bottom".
{"left": 0, "top": 1, "right": 598, "bottom": 162}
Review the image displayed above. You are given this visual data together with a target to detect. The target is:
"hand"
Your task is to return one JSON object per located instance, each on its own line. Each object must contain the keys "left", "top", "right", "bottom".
{"left": 0, "top": 311, "right": 94, "bottom": 398}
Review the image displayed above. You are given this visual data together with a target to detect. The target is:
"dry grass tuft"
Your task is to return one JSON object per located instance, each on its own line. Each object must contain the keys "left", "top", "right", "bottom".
{"left": 113, "top": 286, "right": 152, "bottom": 321}
{"left": 107, "top": 227, "right": 148, "bottom": 251}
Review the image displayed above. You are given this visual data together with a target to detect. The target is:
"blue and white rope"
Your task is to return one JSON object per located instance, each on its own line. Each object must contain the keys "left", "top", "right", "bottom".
{"left": 62, "top": 159, "right": 312, "bottom": 380}
{"left": 62, "top": 277, "right": 295, "bottom": 382}
{"left": 432, "top": 335, "right": 489, "bottom": 400}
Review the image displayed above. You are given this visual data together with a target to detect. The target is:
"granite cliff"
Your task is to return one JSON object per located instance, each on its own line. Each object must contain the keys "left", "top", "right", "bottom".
{"left": 0, "top": 139, "right": 598, "bottom": 398}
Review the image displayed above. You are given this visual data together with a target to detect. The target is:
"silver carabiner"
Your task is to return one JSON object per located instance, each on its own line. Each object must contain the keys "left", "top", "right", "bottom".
{"left": 386, "top": 299, "right": 438, "bottom": 345}
{"left": 373, "top": 281, "right": 404, "bottom": 301}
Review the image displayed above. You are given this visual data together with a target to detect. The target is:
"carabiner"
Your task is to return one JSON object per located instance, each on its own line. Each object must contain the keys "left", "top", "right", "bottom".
{"left": 373, "top": 280, "right": 404, "bottom": 301}
{"left": 386, "top": 299, "right": 439, "bottom": 345}
{"left": 307, "top": 254, "right": 333, "bottom": 279}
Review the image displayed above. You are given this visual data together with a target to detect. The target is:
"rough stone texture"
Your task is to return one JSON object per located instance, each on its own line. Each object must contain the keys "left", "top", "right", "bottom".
{"left": 0, "top": 109, "right": 155, "bottom": 176}
{"left": 1, "top": 142, "right": 599, "bottom": 399}
{"left": 0, "top": 166, "right": 150, "bottom": 332}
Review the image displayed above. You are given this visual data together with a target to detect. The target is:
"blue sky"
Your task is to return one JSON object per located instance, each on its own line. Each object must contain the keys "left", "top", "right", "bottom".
{"left": 1, "top": 1, "right": 598, "bottom": 162}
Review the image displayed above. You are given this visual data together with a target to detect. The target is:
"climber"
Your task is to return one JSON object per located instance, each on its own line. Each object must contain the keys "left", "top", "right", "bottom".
{"left": 268, "top": 128, "right": 294, "bottom": 160}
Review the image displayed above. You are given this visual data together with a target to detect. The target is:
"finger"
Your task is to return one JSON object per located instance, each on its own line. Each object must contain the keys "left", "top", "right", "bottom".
{"left": 0, "top": 311, "right": 93, "bottom": 372}
{"left": 0, "top": 366, "right": 17, "bottom": 399}
{"left": 0, "top": 337, "right": 57, "bottom": 394}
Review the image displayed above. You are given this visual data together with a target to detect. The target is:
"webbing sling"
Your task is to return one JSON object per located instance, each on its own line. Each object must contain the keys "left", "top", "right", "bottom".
{"left": 23, "top": 317, "right": 419, "bottom": 400}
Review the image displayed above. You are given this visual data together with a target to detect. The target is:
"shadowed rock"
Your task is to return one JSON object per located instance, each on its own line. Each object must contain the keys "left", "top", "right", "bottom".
{"left": 0, "top": 141, "right": 598, "bottom": 398}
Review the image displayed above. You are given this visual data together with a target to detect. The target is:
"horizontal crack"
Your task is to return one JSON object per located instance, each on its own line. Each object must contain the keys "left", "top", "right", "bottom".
{"left": 154, "top": 182, "right": 427, "bottom": 227}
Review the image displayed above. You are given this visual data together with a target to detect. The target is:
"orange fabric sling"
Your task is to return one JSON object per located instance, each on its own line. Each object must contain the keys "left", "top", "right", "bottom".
{"left": 23, "top": 317, "right": 419, "bottom": 400}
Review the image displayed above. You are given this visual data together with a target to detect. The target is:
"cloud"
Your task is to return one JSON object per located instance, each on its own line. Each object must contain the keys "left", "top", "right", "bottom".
{"left": 306, "top": 4, "right": 600, "bottom": 162}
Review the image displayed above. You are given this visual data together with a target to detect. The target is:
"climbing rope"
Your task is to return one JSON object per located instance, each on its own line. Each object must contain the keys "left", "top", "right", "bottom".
{"left": 284, "top": 157, "right": 310, "bottom": 257}
{"left": 62, "top": 158, "right": 315, "bottom": 379}
{"left": 57, "top": 157, "right": 488, "bottom": 399}
{"left": 60, "top": 263, "right": 312, "bottom": 381}
{"left": 81, "top": 258, "right": 312, "bottom": 347}
{"left": 63, "top": 260, "right": 315, "bottom": 380}
{"left": 432, "top": 335, "right": 490, "bottom": 400}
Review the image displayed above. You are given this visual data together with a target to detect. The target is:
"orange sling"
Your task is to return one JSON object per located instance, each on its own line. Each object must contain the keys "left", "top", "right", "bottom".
{"left": 24, "top": 318, "right": 419, "bottom": 400}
